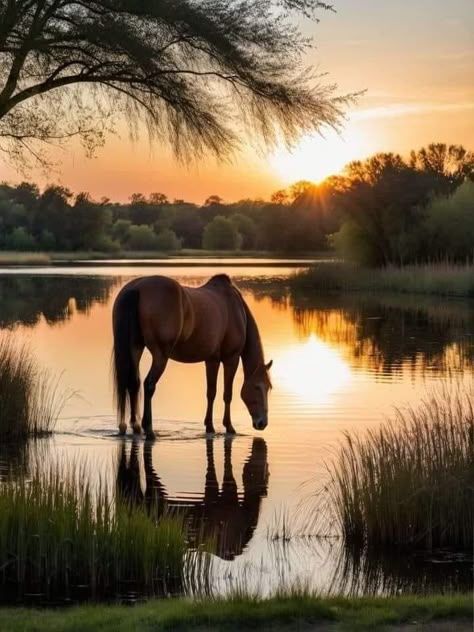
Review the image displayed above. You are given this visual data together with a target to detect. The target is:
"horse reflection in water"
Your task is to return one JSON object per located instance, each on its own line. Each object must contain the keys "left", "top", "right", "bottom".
{"left": 117, "top": 438, "right": 268, "bottom": 560}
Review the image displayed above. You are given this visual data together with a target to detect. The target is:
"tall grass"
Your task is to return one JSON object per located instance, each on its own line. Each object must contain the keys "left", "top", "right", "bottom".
{"left": 0, "top": 252, "right": 51, "bottom": 265}
{"left": 0, "top": 335, "right": 64, "bottom": 439}
{"left": 0, "top": 465, "right": 187, "bottom": 603}
{"left": 323, "top": 384, "right": 473, "bottom": 550}
{"left": 293, "top": 261, "right": 474, "bottom": 297}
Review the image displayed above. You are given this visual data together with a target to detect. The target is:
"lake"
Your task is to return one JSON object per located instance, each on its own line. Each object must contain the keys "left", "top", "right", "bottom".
{"left": 0, "top": 261, "right": 472, "bottom": 599}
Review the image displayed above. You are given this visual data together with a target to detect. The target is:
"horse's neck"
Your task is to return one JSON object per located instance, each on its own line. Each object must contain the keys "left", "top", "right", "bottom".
{"left": 241, "top": 304, "right": 264, "bottom": 378}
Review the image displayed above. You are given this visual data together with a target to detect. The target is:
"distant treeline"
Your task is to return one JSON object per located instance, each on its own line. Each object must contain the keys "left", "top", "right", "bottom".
{"left": 1, "top": 143, "right": 473, "bottom": 264}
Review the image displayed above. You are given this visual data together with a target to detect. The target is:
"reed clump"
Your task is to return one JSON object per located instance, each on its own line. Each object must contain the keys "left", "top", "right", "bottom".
{"left": 0, "top": 466, "right": 187, "bottom": 602}
{"left": 325, "top": 384, "right": 473, "bottom": 550}
{"left": 293, "top": 262, "right": 474, "bottom": 297}
{"left": 0, "top": 335, "right": 63, "bottom": 439}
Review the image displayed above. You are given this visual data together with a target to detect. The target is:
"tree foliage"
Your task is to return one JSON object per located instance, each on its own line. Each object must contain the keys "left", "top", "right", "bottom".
{"left": 202, "top": 215, "right": 240, "bottom": 250}
{"left": 1, "top": 143, "right": 472, "bottom": 259}
{"left": 331, "top": 145, "right": 474, "bottom": 265}
{"left": 0, "top": 0, "right": 349, "bottom": 169}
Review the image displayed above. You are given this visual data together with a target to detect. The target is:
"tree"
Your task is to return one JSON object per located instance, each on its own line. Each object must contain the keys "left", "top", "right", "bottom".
{"left": 155, "top": 229, "right": 181, "bottom": 252}
{"left": 170, "top": 204, "right": 203, "bottom": 248}
{"left": 289, "top": 180, "right": 315, "bottom": 201}
{"left": 0, "top": 1, "right": 350, "bottom": 170}
{"left": 410, "top": 144, "right": 474, "bottom": 193}
{"left": 204, "top": 195, "right": 224, "bottom": 207}
{"left": 149, "top": 192, "right": 169, "bottom": 206}
{"left": 69, "top": 192, "right": 111, "bottom": 249}
{"left": 202, "top": 216, "right": 240, "bottom": 250}
{"left": 230, "top": 213, "right": 258, "bottom": 250}
{"left": 332, "top": 154, "right": 434, "bottom": 265}
{"left": 424, "top": 181, "right": 474, "bottom": 261}
{"left": 270, "top": 190, "right": 290, "bottom": 205}
{"left": 6, "top": 226, "right": 36, "bottom": 250}
{"left": 127, "top": 225, "right": 160, "bottom": 251}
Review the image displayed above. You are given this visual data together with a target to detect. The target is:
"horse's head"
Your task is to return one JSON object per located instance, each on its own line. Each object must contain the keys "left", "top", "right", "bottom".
{"left": 241, "top": 360, "right": 273, "bottom": 431}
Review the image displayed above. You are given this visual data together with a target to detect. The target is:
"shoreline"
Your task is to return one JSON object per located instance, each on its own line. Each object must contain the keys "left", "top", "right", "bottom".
{"left": 0, "top": 594, "right": 471, "bottom": 631}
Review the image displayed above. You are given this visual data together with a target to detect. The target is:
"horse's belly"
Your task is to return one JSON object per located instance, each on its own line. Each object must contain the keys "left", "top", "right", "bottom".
{"left": 169, "top": 346, "right": 210, "bottom": 363}
{"left": 169, "top": 337, "right": 220, "bottom": 363}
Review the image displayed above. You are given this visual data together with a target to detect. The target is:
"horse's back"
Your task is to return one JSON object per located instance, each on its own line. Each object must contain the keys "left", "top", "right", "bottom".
{"left": 115, "top": 275, "right": 246, "bottom": 362}
{"left": 177, "top": 274, "right": 247, "bottom": 361}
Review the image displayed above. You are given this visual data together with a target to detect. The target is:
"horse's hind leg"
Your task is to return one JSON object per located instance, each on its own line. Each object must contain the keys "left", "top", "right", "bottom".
{"left": 129, "top": 345, "right": 143, "bottom": 434}
{"left": 142, "top": 348, "right": 168, "bottom": 440}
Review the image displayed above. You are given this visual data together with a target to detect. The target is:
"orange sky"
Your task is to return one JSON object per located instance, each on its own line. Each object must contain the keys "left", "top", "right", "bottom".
{"left": 1, "top": 1, "right": 473, "bottom": 203}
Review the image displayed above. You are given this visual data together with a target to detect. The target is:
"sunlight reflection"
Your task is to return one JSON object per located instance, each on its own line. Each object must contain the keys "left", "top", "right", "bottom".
{"left": 272, "top": 334, "right": 352, "bottom": 406}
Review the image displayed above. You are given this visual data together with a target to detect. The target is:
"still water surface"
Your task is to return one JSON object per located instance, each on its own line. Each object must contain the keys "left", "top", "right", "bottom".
{"left": 0, "top": 262, "right": 472, "bottom": 597}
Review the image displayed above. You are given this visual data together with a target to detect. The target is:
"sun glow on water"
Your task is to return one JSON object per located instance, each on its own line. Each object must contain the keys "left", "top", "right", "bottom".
{"left": 272, "top": 334, "right": 352, "bottom": 407}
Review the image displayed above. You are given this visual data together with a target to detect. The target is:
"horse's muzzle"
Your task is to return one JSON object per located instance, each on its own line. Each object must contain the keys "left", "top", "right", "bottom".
{"left": 252, "top": 417, "right": 268, "bottom": 431}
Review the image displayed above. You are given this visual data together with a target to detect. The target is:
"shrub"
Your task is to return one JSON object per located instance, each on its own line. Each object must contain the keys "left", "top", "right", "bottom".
{"left": 202, "top": 215, "right": 241, "bottom": 250}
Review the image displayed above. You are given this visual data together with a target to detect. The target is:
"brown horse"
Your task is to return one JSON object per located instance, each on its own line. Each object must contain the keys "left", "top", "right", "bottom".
{"left": 112, "top": 274, "right": 272, "bottom": 439}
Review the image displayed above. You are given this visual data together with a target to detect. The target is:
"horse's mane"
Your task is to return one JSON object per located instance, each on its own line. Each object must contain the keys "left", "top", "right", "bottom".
{"left": 207, "top": 275, "right": 269, "bottom": 384}
{"left": 234, "top": 286, "right": 270, "bottom": 385}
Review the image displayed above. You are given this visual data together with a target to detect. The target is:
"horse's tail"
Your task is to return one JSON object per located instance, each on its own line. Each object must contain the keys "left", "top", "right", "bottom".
{"left": 112, "top": 288, "right": 142, "bottom": 428}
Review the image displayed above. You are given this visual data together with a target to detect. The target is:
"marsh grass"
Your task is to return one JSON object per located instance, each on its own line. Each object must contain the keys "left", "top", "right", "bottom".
{"left": 293, "top": 261, "right": 474, "bottom": 297}
{"left": 0, "top": 335, "right": 64, "bottom": 439}
{"left": 0, "top": 465, "right": 188, "bottom": 603}
{"left": 0, "top": 252, "right": 51, "bottom": 265}
{"left": 321, "top": 383, "right": 473, "bottom": 550}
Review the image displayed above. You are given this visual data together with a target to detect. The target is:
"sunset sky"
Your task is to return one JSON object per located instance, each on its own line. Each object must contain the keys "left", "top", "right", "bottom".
{"left": 1, "top": 0, "right": 473, "bottom": 203}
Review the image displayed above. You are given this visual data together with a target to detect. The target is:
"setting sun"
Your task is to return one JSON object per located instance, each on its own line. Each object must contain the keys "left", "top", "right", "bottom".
{"left": 270, "top": 126, "right": 365, "bottom": 184}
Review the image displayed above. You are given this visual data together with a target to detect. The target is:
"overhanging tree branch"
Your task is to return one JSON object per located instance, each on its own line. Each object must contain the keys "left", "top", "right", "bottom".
{"left": 0, "top": 0, "right": 355, "bottom": 169}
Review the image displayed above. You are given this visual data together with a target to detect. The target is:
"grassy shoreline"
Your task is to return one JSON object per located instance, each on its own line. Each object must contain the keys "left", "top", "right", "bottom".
{"left": 0, "top": 594, "right": 471, "bottom": 631}
{"left": 0, "top": 250, "right": 328, "bottom": 266}
{"left": 291, "top": 262, "right": 474, "bottom": 297}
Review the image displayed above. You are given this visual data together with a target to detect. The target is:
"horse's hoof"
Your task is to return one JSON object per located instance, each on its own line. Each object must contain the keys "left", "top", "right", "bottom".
{"left": 132, "top": 423, "right": 142, "bottom": 435}
{"left": 118, "top": 423, "right": 127, "bottom": 435}
{"left": 205, "top": 425, "right": 216, "bottom": 434}
{"left": 145, "top": 430, "right": 156, "bottom": 441}
{"left": 225, "top": 426, "right": 236, "bottom": 435}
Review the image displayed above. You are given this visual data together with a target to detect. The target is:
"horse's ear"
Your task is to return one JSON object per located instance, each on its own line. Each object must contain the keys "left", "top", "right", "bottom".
{"left": 265, "top": 360, "right": 273, "bottom": 371}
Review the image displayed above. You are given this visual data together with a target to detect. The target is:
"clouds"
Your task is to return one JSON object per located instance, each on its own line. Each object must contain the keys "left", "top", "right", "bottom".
{"left": 350, "top": 102, "right": 474, "bottom": 122}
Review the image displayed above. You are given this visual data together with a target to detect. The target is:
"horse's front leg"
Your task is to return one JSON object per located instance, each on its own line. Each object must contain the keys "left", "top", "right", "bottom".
{"left": 222, "top": 355, "right": 239, "bottom": 434}
{"left": 142, "top": 348, "right": 168, "bottom": 440}
{"left": 204, "top": 359, "right": 219, "bottom": 434}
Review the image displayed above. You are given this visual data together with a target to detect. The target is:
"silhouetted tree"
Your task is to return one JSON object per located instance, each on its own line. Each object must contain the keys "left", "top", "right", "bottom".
{"left": 0, "top": 0, "right": 349, "bottom": 169}
{"left": 410, "top": 144, "right": 474, "bottom": 193}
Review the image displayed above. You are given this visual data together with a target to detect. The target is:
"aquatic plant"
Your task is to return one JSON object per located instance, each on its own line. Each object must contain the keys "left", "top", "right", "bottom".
{"left": 0, "top": 334, "right": 64, "bottom": 439}
{"left": 0, "top": 465, "right": 187, "bottom": 603}
{"left": 323, "top": 383, "right": 473, "bottom": 550}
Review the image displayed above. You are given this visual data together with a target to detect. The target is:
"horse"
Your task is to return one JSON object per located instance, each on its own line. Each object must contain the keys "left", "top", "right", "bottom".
{"left": 117, "top": 437, "right": 268, "bottom": 560}
{"left": 112, "top": 274, "right": 272, "bottom": 439}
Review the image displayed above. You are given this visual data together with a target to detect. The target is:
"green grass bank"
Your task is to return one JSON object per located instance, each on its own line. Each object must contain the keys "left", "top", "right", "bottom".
{"left": 292, "top": 262, "right": 474, "bottom": 297}
{"left": 0, "top": 594, "right": 471, "bottom": 631}
{"left": 0, "top": 250, "right": 328, "bottom": 265}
